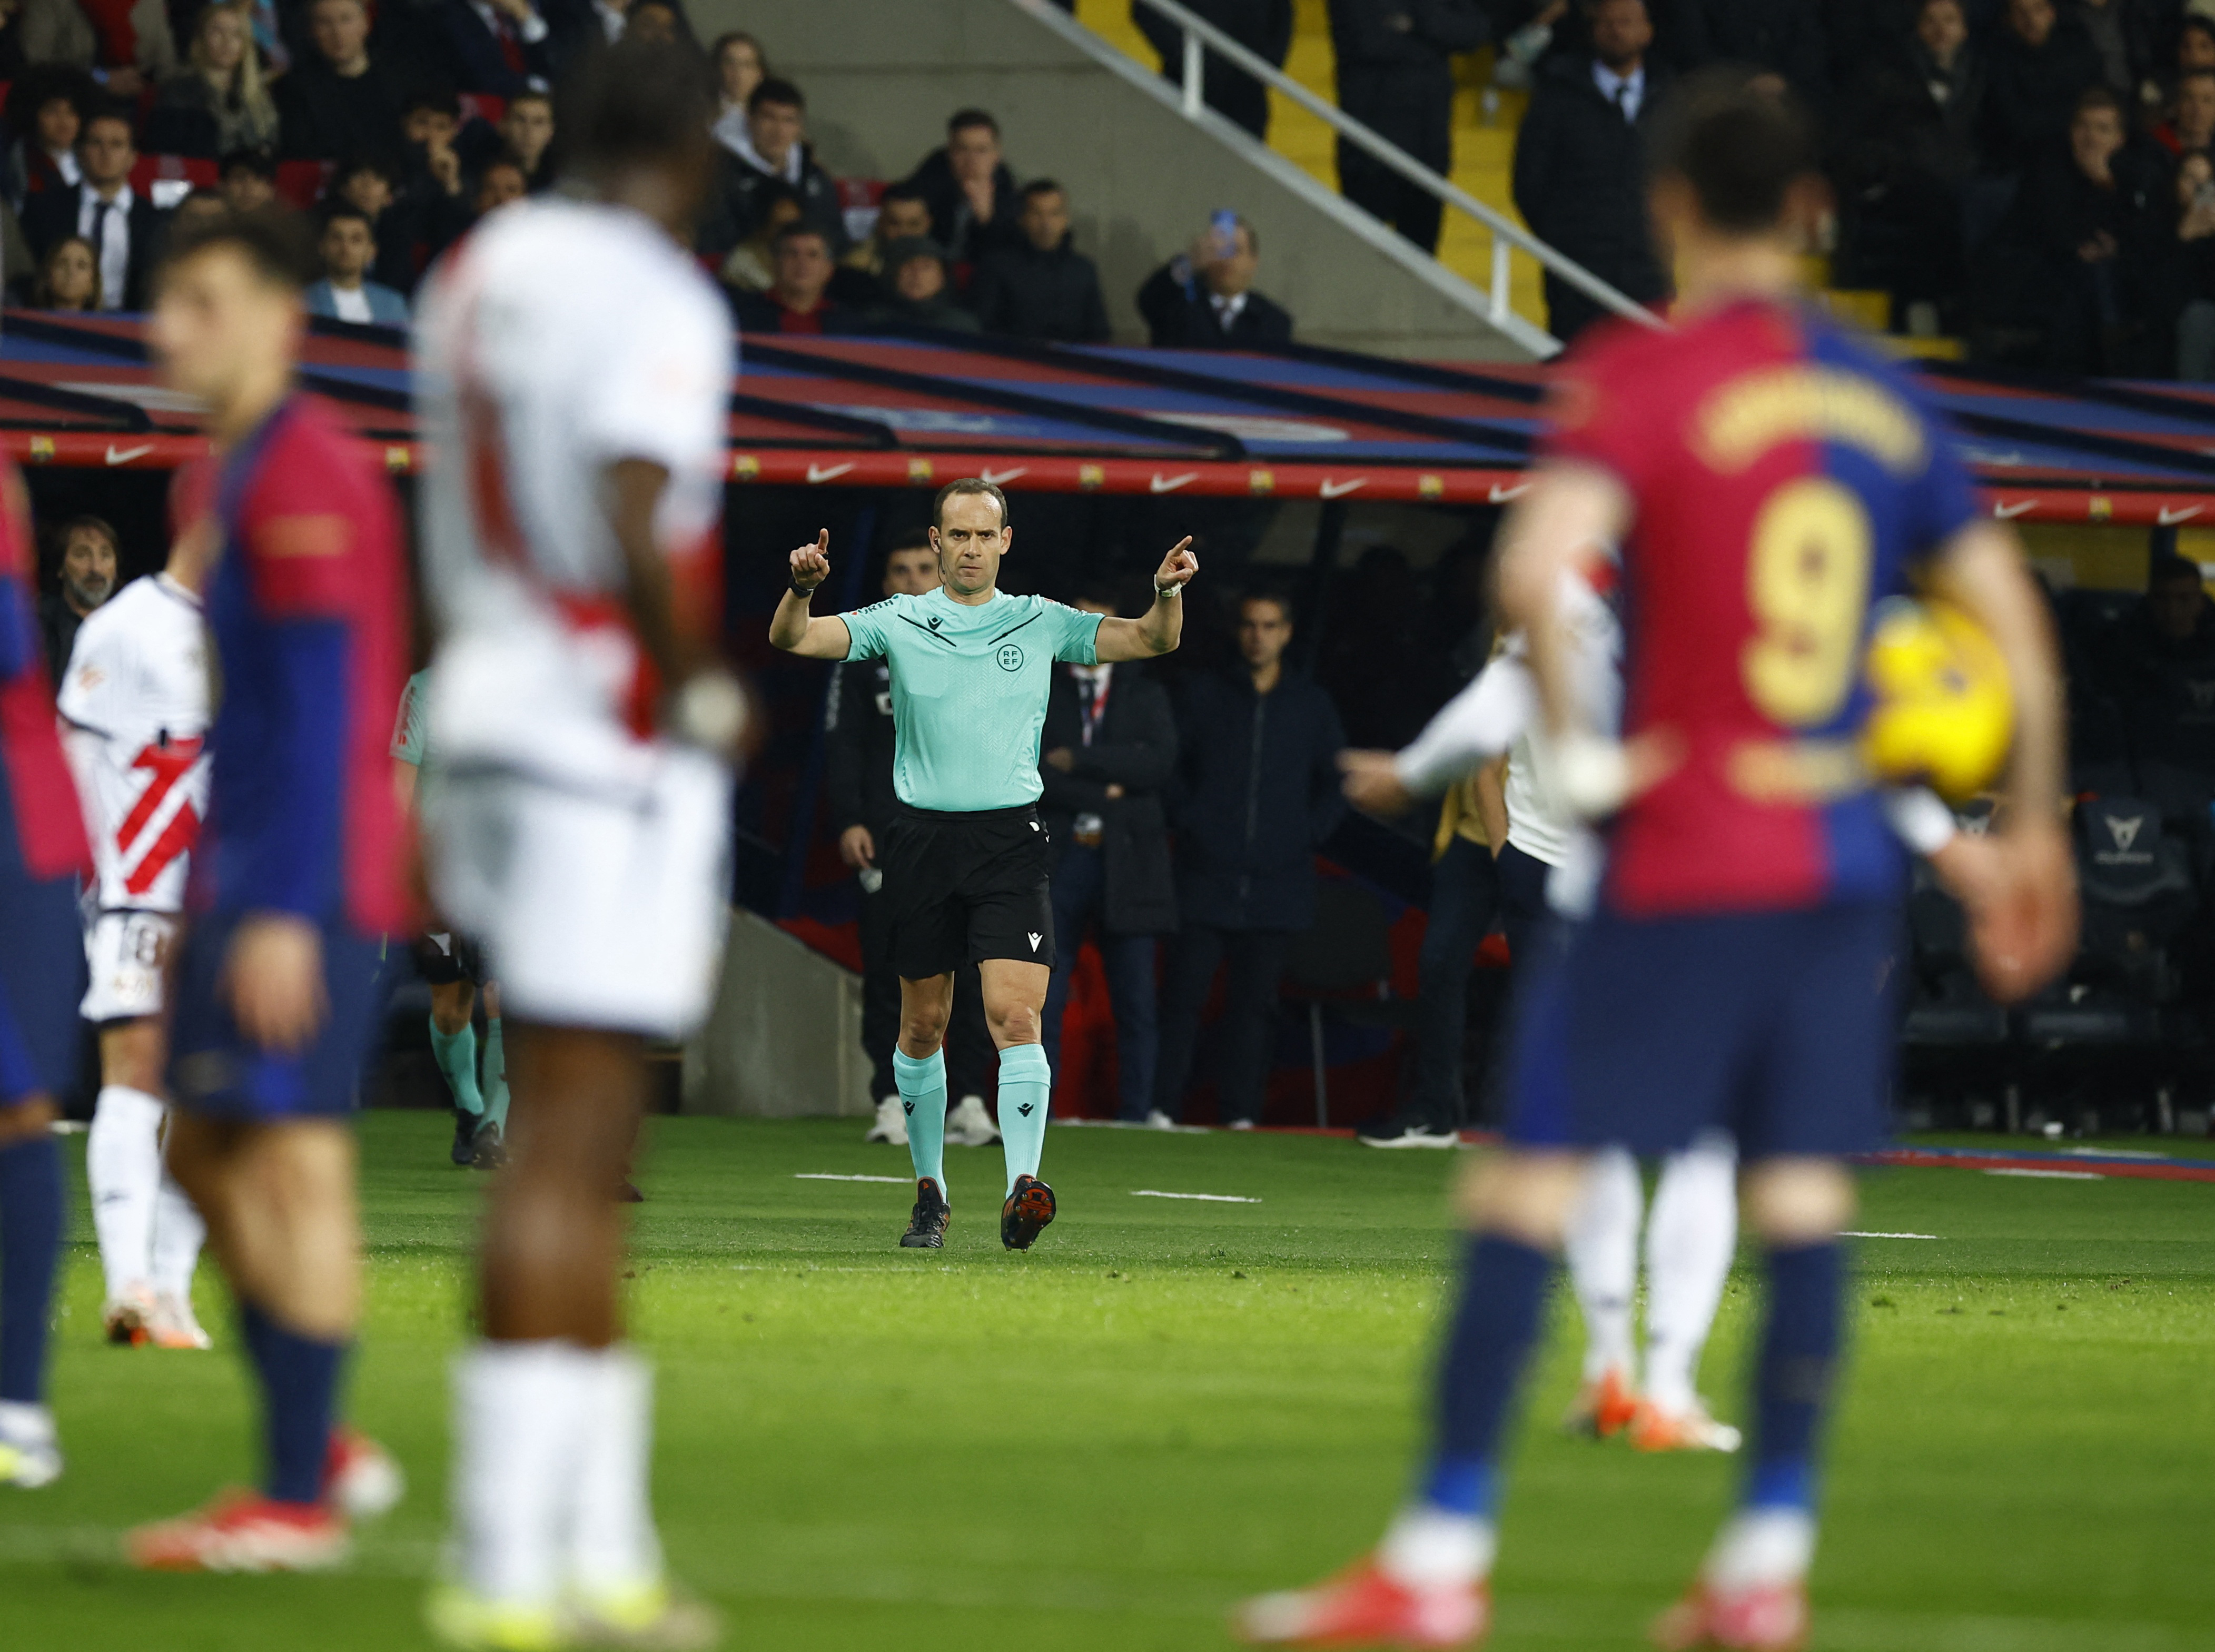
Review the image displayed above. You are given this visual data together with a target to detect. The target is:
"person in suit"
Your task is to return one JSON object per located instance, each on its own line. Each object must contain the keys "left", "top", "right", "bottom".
{"left": 1039, "top": 582, "right": 1181, "bottom": 1124}
{"left": 1136, "top": 214, "right": 1294, "bottom": 348}
{"left": 22, "top": 107, "right": 166, "bottom": 310}
{"left": 1133, "top": 0, "right": 1294, "bottom": 140}
{"left": 1328, "top": 0, "right": 1489, "bottom": 254}
{"left": 304, "top": 205, "right": 410, "bottom": 324}
{"left": 431, "top": 0, "right": 555, "bottom": 97}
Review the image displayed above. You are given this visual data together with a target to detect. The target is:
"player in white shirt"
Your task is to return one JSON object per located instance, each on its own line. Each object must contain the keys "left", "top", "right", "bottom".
{"left": 1344, "top": 568, "right": 1989, "bottom": 1455}
{"left": 412, "top": 40, "right": 743, "bottom": 1651}
{"left": 55, "top": 541, "right": 214, "bottom": 1354}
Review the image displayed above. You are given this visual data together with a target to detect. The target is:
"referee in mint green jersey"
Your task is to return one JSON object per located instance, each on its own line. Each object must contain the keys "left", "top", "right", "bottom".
{"left": 772, "top": 478, "right": 1199, "bottom": 1251}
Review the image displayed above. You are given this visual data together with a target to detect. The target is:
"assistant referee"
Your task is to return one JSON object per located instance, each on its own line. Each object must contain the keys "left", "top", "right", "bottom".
{"left": 771, "top": 478, "right": 1198, "bottom": 1251}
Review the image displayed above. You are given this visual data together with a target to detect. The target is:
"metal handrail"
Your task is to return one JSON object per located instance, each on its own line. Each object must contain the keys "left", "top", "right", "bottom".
{"left": 1126, "top": 0, "right": 1664, "bottom": 338}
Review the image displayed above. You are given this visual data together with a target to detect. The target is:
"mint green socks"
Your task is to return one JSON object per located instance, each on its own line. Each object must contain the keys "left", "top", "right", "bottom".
{"left": 998, "top": 1044, "right": 1051, "bottom": 1195}
{"left": 482, "top": 1017, "right": 510, "bottom": 1133}
{"left": 895, "top": 1047, "right": 947, "bottom": 1197}
{"left": 429, "top": 1018, "right": 484, "bottom": 1118}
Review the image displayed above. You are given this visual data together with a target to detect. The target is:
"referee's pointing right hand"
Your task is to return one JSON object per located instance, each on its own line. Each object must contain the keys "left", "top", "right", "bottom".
{"left": 790, "top": 529, "right": 830, "bottom": 592}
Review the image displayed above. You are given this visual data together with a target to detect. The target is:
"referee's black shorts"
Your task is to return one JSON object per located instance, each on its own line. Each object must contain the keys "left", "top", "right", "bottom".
{"left": 881, "top": 803, "right": 1055, "bottom": 980}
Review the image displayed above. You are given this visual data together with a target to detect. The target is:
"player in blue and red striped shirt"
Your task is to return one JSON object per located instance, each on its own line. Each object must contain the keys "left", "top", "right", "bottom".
{"left": 0, "top": 459, "right": 91, "bottom": 1490}
{"left": 1241, "top": 77, "right": 2077, "bottom": 1651}
{"left": 123, "top": 209, "right": 411, "bottom": 1573}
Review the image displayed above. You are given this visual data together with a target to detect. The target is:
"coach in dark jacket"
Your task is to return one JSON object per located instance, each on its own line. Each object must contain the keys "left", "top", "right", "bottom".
{"left": 1136, "top": 214, "right": 1294, "bottom": 348}
{"left": 970, "top": 179, "right": 1111, "bottom": 343}
{"left": 1511, "top": 0, "right": 1671, "bottom": 344}
{"left": 1154, "top": 590, "right": 1347, "bottom": 1127}
{"left": 1039, "top": 599, "right": 1179, "bottom": 1123}
{"left": 1328, "top": 0, "right": 1488, "bottom": 254}
{"left": 825, "top": 535, "right": 994, "bottom": 1118}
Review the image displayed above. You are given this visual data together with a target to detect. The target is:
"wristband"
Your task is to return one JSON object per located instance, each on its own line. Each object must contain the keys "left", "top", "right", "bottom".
{"left": 1154, "top": 582, "right": 1182, "bottom": 598}
{"left": 790, "top": 578, "right": 818, "bottom": 598}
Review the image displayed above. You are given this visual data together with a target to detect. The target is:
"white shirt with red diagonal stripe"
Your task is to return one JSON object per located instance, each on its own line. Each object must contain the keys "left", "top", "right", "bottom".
{"left": 55, "top": 572, "right": 211, "bottom": 912}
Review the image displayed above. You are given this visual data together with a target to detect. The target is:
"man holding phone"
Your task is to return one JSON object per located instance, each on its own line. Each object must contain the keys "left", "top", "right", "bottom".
{"left": 1136, "top": 209, "right": 1294, "bottom": 348}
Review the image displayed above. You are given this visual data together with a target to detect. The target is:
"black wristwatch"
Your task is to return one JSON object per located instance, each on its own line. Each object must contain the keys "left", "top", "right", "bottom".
{"left": 791, "top": 577, "right": 819, "bottom": 598}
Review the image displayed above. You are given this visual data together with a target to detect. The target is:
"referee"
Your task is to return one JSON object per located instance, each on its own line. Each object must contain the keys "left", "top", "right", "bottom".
{"left": 771, "top": 478, "right": 1198, "bottom": 1251}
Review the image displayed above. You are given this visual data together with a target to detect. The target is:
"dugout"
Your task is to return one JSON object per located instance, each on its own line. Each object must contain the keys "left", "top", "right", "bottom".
{"left": 18, "top": 311, "right": 2215, "bottom": 1125}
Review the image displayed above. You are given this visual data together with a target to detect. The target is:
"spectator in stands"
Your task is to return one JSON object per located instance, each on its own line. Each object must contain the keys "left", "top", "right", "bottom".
{"left": 2071, "top": 0, "right": 2158, "bottom": 101}
{"left": 868, "top": 236, "right": 978, "bottom": 331}
{"left": 624, "top": 0, "right": 680, "bottom": 45}
{"left": 216, "top": 146, "right": 274, "bottom": 212}
{"left": 718, "top": 179, "right": 799, "bottom": 292}
{"left": 1981, "top": 0, "right": 2104, "bottom": 175}
{"left": 474, "top": 154, "right": 528, "bottom": 214}
{"left": 332, "top": 156, "right": 416, "bottom": 291}
{"left": 275, "top": 0, "right": 402, "bottom": 163}
{"left": 150, "top": 2, "right": 279, "bottom": 159}
{"left": 2152, "top": 66, "right": 2215, "bottom": 162}
{"left": 0, "top": 0, "right": 27, "bottom": 80}
{"left": 499, "top": 88, "right": 554, "bottom": 190}
{"left": 1136, "top": 213, "right": 1294, "bottom": 347}
{"left": 23, "top": 107, "right": 163, "bottom": 309}
{"left": 1511, "top": 0, "right": 1670, "bottom": 343}
{"left": 828, "top": 532, "right": 1000, "bottom": 1149}
{"left": 32, "top": 231, "right": 96, "bottom": 306}
{"left": 2159, "top": 150, "right": 2215, "bottom": 376}
{"left": 902, "top": 108, "right": 1019, "bottom": 266}
{"left": 305, "top": 204, "right": 409, "bottom": 324}
{"left": 2179, "top": 16, "right": 2215, "bottom": 79}
{"left": 1134, "top": 0, "right": 1294, "bottom": 140}
{"left": 431, "top": 0, "right": 554, "bottom": 97}
{"left": 22, "top": 0, "right": 175, "bottom": 101}
{"left": 1835, "top": 0, "right": 1985, "bottom": 327}
{"left": 4, "top": 71, "right": 86, "bottom": 209}
{"left": 1327, "top": 0, "right": 1488, "bottom": 255}
{"left": 1154, "top": 589, "right": 1347, "bottom": 1128}
{"left": 829, "top": 179, "right": 931, "bottom": 308}
{"left": 708, "top": 30, "right": 766, "bottom": 156}
{"left": 728, "top": 222, "right": 859, "bottom": 333}
{"left": 37, "top": 513, "right": 115, "bottom": 688}
{"left": 970, "top": 179, "right": 1110, "bottom": 343}
{"left": 1657, "top": 0, "right": 1827, "bottom": 103}
{"left": 1039, "top": 581, "right": 1180, "bottom": 1125}
{"left": 2138, "top": 550, "right": 2215, "bottom": 655}
{"left": 392, "top": 89, "right": 479, "bottom": 265}
{"left": 701, "top": 77, "right": 845, "bottom": 259}
{"left": 1992, "top": 83, "right": 2159, "bottom": 370}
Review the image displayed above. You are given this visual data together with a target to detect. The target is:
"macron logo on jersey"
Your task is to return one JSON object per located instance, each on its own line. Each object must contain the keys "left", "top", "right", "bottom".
{"left": 1027, "top": 932, "right": 1042, "bottom": 952}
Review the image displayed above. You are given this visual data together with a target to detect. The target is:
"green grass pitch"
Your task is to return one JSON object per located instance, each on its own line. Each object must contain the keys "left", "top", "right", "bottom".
{"left": 4, "top": 1114, "right": 2211, "bottom": 1651}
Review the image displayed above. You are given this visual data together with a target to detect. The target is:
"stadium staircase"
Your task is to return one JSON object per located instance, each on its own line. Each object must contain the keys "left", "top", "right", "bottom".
{"left": 1070, "top": 0, "right": 1961, "bottom": 357}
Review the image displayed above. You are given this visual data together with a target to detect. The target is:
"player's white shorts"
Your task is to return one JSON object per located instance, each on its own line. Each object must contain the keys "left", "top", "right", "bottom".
{"left": 81, "top": 908, "right": 178, "bottom": 1023}
{"left": 424, "top": 744, "right": 732, "bottom": 1041}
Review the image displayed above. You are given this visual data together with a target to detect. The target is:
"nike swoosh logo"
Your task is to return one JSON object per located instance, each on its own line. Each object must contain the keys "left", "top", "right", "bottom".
{"left": 1318, "top": 478, "right": 1366, "bottom": 499}
{"left": 1489, "top": 482, "right": 1532, "bottom": 504}
{"left": 1991, "top": 501, "right": 2036, "bottom": 520}
{"left": 105, "top": 443, "right": 154, "bottom": 466}
{"left": 1150, "top": 472, "right": 1197, "bottom": 493}
{"left": 2160, "top": 505, "right": 2203, "bottom": 526}
{"left": 807, "top": 462, "right": 855, "bottom": 483}
{"left": 980, "top": 466, "right": 1027, "bottom": 486}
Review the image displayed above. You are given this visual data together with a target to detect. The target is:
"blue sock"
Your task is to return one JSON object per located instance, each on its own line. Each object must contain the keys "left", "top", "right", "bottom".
{"left": 239, "top": 1301, "right": 347, "bottom": 1505}
{"left": 997, "top": 1043, "right": 1051, "bottom": 1195}
{"left": 895, "top": 1047, "right": 947, "bottom": 1198}
{"left": 1745, "top": 1241, "right": 1844, "bottom": 1513}
{"left": 430, "top": 1017, "right": 483, "bottom": 1118}
{"left": 1422, "top": 1233, "right": 1553, "bottom": 1516}
{"left": 0, "top": 1136, "right": 62, "bottom": 1404}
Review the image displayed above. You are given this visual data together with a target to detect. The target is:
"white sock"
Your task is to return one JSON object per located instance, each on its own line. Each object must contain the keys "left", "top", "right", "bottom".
{"left": 1378, "top": 1503, "right": 1497, "bottom": 1588}
{"left": 1704, "top": 1507, "right": 1816, "bottom": 1591}
{"left": 453, "top": 1341, "right": 595, "bottom": 1608}
{"left": 150, "top": 1171, "right": 206, "bottom": 1304}
{"left": 1562, "top": 1146, "right": 1642, "bottom": 1381}
{"left": 86, "top": 1085, "right": 165, "bottom": 1301}
{"left": 567, "top": 1344, "right": 665, "bottom": 1601}
{"left": 1643, "top": 1131, "right": 1738, "bottom": 1415}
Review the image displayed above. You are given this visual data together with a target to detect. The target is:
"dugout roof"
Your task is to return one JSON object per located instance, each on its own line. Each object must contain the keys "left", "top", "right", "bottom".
{"left": 4, "top": 310, "right": 2214, "bottom": 526}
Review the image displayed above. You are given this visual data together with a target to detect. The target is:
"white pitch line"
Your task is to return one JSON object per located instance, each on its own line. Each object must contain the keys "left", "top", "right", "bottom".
{"left": 1984, "top": 1168, "right": 2103, "bottom": 1180}
{"left": 1132, "top": 1189, "right": 1260, "bottom": 1204}
{"left": 1843, "top": 1231, "right": 1939, "bottom": 1240}
{"left": 795, "top": 1173, "right": 910, "bottom": 1184}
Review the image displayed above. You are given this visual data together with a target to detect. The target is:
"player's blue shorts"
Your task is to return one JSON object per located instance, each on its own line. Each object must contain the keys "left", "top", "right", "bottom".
{"left": 1504, "top": 902, "right": 1901, "bottom": 1161}
{"left": 169, "top": 907, "right": 387, "bottom": 1121}
{"left": 0, "top": 786, "right": 85, "bottom": 1106}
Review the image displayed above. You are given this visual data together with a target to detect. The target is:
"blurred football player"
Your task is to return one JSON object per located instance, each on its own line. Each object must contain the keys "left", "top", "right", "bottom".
{"left": 0, "top": 462, "right": 91, "bottom": 1489}
{"left": 1243, "top": 75, "right": 2073, "bottom": 1650}
{"left": 125, "top": 206, "right": 408, "bottom": 1571}
{"left": 56, "top": 517, "right": 216, "bottom": 1352}
{"left": 412, "top": 38, "right": 745, "bottom": 1648}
